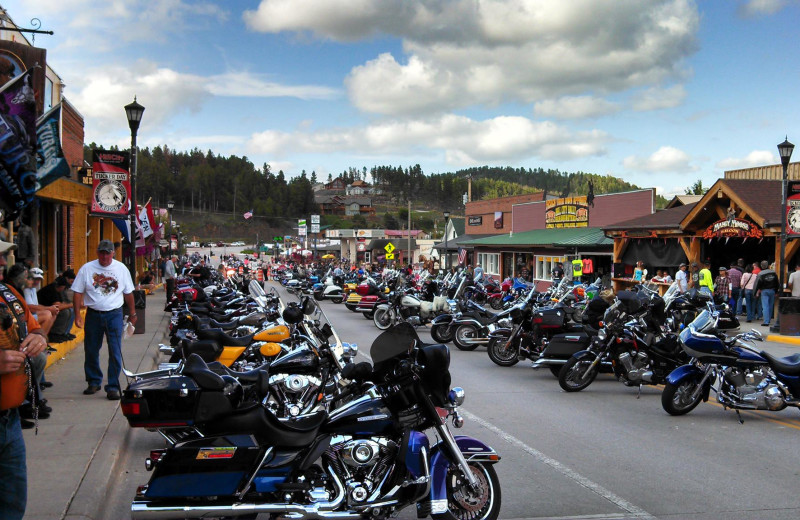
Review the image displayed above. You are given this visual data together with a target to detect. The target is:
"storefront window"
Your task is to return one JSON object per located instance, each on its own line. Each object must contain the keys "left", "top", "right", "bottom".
{"left": 535, "top": 255, "right": 565, "bottom": 281}
{"left": 477, "top": 252, "right": 500, "bottom": 275}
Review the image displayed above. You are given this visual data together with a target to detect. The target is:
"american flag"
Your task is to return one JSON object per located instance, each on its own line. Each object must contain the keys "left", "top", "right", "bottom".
{"left": 243, "top": 209, "right": 253, "bottom": 220}
{"left": 457, "top": 248, "right": 467, "bottom": 265}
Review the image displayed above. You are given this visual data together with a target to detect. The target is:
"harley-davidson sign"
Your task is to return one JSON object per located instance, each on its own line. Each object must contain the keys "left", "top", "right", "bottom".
{"left": 702, "top": 218, "right": 762, "bottom": 240}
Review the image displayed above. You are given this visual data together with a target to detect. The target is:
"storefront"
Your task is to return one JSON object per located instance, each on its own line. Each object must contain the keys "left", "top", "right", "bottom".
{"left": 605, "top": 179, "right": 791, "bottom": 293}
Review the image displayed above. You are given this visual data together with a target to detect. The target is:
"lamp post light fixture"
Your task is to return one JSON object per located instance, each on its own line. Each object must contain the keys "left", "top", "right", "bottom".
{"left": 443, "top": 210, "right": 450, "bottom": 273}
{"left": 778, "top": 137, "right": 794, "bottom": 325}
{"left": 124, "top": 97, "right": 145, "bottom": 281}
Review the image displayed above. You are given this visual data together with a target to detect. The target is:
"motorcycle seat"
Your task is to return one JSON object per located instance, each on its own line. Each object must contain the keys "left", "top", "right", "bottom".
{"left": 760, "top": 351, "right": 800, "bottom": 376}
{"left": 207, "top": 361, "right": 270, "bottom": 384}
{"left": 208, "top": 318, "right": 238, "bottom": 330}
{"left": 197, "top": 328, "right": 255, "bottom": 346}
{"left": 202, "top": 406, "right": 327, "bottom": 446}
{"left": 181, "top": 339, "right": 223, "bottom": 362}
{"left": 182, "top": 353, "right": 226, "bottom": 390}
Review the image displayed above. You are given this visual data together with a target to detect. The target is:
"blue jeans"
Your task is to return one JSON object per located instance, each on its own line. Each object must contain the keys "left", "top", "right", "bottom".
{"left": 744, "top": 289, "right": 756, "bottom": 322}
{"left": 760, "top": 289, "right": 776, "bottom": 325}
{"left": 731, "top": 287, "right": 742, "bottom": 314}
{"left": 0, "top": 409, "right": 27, "bottom": 520}
{"left": 83, "top": 307, "right": 124, "bottom": 392}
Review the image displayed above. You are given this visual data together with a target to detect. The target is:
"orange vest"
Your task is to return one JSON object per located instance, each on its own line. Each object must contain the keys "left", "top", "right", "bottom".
{"left": 0, "top": 283, "right": 29, "bottom": 410}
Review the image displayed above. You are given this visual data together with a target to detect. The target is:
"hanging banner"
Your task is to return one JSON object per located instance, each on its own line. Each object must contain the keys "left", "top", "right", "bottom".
{"left": 787, "top": 181, "right": 800, "bottom": 235}
{"left": 701, "top": 218, "right": 763, "bottom": 240}
{"left": 90, "top": 149, "right": 131, "bottom": 217}
{"left": 545, "top": 196, "right": 589, "bottom": 229}
{"left": 34, "top": 103, "right": 70, "bottom": 192}
{"left": 494, "top": 211, "right": 503, "bottom": 229}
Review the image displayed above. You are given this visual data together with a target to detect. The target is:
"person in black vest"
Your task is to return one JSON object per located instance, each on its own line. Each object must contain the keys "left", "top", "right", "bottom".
{"left": 753, "top": 260, "right": 779, "bottom": 327}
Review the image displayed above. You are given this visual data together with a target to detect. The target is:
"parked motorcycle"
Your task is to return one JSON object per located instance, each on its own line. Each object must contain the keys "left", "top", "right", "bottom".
{"left": 128, "top": 323, "right": 502, "bottom": 520}
{"left": 660, "top": 310, "right": 799, "bottom": 420}
{"left": 372, "top": 287, "right": 450, "bottom": 330}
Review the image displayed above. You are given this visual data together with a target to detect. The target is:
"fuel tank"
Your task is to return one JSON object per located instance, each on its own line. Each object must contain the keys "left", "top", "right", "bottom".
{"left": 324, "top": 394, "right": 394, "bottom": 436}
{"left": 269, "top": 346, "right": 319, "bottom": 373}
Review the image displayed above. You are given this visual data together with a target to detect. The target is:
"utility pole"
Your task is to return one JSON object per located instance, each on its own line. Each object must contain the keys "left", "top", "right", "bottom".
{"left": 407, "top": 199, "right": 412, "bottom": 268}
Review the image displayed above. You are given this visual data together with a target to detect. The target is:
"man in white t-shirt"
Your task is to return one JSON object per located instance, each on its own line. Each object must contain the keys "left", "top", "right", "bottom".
{"left": 675, "top": 263, "right": 689, "bottom": 293}
{"left": 788, "top": 264, "right": 800, "bottom": 297}
{"left": 71, "top": 240, "right": 137, "bottom": 400}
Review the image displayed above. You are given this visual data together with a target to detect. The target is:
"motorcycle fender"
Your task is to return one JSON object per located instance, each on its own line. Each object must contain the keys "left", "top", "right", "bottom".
{"left": 488, "top": 328, "right": 512, "bottom": 339}
{"left": 324, "top": 287, "right": 342, "bottom": 296}
{"left": 428, "top": 436, "right": 500, "bottom": 504}
{"left": 431, "top": 314, "right": 453, "bottom": 325}
{"left": 570, "top": 349, "right": 597, "bottom": 362}
{"left": 665, "top": 364, "right": 704, "bottom": 386}
{"left": 217, "top": 346, "right": 247, "bottom": 367}
{"left": 453, "top": 318, "right": 483, "bottom": 328}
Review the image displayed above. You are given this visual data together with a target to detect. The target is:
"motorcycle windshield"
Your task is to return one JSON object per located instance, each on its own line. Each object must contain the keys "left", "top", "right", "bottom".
{"left": 370, "top": 322, "right": 420, "bottom": 368}
{"left": 688, "top": 309, "right": 716, "bottom": 334}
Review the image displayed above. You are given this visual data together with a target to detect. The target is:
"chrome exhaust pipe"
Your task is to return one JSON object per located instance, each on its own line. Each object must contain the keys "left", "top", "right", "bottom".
{"left": 462, "top": 337, "right": 490, "bottom": 345}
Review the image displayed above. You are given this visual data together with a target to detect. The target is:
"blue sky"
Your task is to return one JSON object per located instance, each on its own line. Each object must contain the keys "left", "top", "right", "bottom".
{"left": 4, "top": 0, "right": 800, "bottom": 198}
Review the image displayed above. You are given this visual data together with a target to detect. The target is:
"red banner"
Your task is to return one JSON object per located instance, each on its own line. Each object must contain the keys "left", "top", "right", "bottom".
{"left": 90, "top": 149, "right": 130, "bottom": 217}
{"left": 787, "top": 181, "right": 800, "bottom": 236}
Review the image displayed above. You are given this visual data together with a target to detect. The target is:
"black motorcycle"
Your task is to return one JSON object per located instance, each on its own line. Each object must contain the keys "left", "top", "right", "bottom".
{"left": 128, "top": 323, "right": 502, "bottom": 520}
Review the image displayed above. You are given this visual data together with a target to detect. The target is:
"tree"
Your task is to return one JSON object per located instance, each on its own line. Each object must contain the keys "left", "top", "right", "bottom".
{"left": 351, "top": 214, "right": 367, "bottom": 229}
{"left": 383, "top": 212, "right": 399, "bottom": 230}
{"left": 684, "top": 180, "right": 706, "bottom": 195}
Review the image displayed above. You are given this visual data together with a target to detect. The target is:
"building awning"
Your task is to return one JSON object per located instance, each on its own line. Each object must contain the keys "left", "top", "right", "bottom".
{"left": 460, "top": 227, "right": 612, "bottom": 248}
{"left": 432, "top": 234, "right": 496, "bottom": 251}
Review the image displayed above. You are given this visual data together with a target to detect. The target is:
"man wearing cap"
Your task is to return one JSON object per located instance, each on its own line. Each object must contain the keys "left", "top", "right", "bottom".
{"left": 0, "top": 239, "right": 49, "bottom": 519}
{"left": 676, "top": 263, "right": 689, "bottom": 293}
{"left": 714, "top": 267, "right": 731, "bottom": 305}
{"left": 71, "top": 240, "right": 137, "bottom": 400}
{"left": 698, "top": 260, "right": 714, "bottom": 295}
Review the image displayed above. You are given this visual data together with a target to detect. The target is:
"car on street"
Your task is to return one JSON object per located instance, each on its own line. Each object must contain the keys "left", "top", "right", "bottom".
{"left": 231, "top": 241, "right": 245, "bottom": 246}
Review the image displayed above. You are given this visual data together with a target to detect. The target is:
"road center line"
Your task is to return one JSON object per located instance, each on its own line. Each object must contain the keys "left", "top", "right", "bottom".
{"left": 460, "top": 409, "right": 656, "bottom": 520}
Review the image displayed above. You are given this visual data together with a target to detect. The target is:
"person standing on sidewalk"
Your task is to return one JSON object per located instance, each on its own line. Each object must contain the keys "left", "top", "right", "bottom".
{"left": 788, "top": 264, "right": 800, "bottom": 297}
{"left": 753, "top": 260, "right": 779, "bottom": 327}
{"left": 164, "top": 254, "right": 177, "bottom": 301}
{"left": 741, "top": 265, "right": 758, "bottom": 323}
{"left": 71, "top": 240, "right": 137, "bottom": 400}
{"left": 728, "top": 261, "right": 743, "bottom": 313}
{"left": 0, "top": 239, "right": 48, "bottom": 520}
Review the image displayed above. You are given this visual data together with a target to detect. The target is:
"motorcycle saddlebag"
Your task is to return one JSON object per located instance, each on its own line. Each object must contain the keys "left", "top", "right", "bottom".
{"left": 357, "top": 295, "right": 379, "bottom": 309}
{"left": 532, "top": 307, "right": 567, "bottom": 329}
{"left": 541, "top": 332, "right": 591, "bottom": 358}
{"left": 145, "top": 435, "right": 268, "bottom": 498}
{"left": 122, "top": 375, "right": 235, "bottom": 427}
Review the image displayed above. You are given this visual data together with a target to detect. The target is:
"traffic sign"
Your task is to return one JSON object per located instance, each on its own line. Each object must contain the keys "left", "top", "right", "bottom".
{"left": 311, "top": 223, "right": 320, "bottom": 233}
{"left": 311, "top": 214, "right": 320, "bottom": 224}
{"left": 385, "top": 253, "right": 395, "bottom": 260}
{"left": 384, "top": 242, "right": 395, "bottom": 253}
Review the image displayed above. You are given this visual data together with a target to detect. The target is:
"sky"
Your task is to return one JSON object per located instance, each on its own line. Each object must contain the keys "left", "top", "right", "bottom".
{"left": 4, "top": 0, "right": 800, "bottom": 199}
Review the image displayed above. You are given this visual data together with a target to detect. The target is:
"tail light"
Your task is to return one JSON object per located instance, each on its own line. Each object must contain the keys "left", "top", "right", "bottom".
{"left": 122, "top": 402, "right": 141, "bottom": 416}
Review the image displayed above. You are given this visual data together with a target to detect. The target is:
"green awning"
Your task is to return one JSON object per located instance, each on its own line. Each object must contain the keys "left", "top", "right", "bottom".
{"left": 461, "top": 227, "right": 612, "bottom": 248}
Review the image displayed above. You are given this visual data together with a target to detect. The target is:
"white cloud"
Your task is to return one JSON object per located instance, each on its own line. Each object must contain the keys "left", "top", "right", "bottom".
{"left": 246, "top": 114, "right": 609, "bottom": 164}
{"left": 631, "top": 85, "right": 687, "bottom": 111}
{"left": 716, "top": 150, "right": 776, "bottom": 171}
{"left": 623, "top": 146, "right": 696, "bottom": 173}
{"left": 534, "top": 96, "right": 621, "bottom": 120}
{"left": 739, "top": 0, "right": 787, "bottom": 17}
{"left": 246, "top": 0, "right": 700, "bottom": 116}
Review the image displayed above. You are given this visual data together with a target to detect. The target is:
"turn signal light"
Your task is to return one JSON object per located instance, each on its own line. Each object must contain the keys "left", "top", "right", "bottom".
{"left": 122, "top": 402, "right": 140, "bottom": 416}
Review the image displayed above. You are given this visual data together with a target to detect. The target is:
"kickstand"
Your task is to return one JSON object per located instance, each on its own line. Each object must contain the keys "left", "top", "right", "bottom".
{"left": 735, "top": 409, "right": 744, "bottom": 424}
{"left": 636, "top": 384, "right": 642, "bottom": 399}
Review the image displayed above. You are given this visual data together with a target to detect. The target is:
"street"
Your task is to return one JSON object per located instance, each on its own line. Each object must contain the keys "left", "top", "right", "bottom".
{"left": 105, "top": 282, "right": 800, "bottom": 520}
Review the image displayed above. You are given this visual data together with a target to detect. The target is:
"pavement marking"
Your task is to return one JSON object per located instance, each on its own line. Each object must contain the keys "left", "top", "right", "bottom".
{"left": 461, "top": 409, "right": 656, "bottom": 520}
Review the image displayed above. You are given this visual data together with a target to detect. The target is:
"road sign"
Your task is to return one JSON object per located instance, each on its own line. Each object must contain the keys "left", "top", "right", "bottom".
{"left": 311, "top": 223, "right": 320, "bottom": 233}
{"left": 385, "top": 253, "right": 395, "bottom": 260}
{"left": 311, "top": 214, "right": 320, "bottom": 224}
{"left": 384, "top": 242, "right": 395, "bottom": 253}
{"left": 298, "top": 219, "right": 306, "bottom": 227}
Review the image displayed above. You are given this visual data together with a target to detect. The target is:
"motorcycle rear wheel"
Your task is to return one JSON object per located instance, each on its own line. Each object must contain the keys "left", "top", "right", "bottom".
{"left": 558, "top": 356, "right": 599, "bottom": 392}
{"left": 431, "top": 461, "right": 501, "bottom": 520}
{"left": 487, "top": 337, "right": 519, "bottom": 367}
{"left": 431, "top": 322, "right": 456, "bottom": 343}
{"left": 363, "top": 311, "right": 374, "bottom": 319}
{"left": 373, "top": 307, "right": 393, "bottom": 330}
{"left": 662, "top": 380, "right": 703, "bottom": 416}
{"left": 489, "top": 297, "right": 503, "bottom": 310}
{"left": 331, "top": 294, "right": 344, "bottom": 304}
{"left": 453, "top": 324, "right": 481, "bottom": 351}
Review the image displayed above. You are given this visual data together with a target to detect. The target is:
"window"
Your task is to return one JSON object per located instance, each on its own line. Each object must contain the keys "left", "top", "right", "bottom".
{"left": 477, "top": 252, "right": 500, "bottom": 275}
{"left": 535, "top": 255, "right": 566, "bottom": 281}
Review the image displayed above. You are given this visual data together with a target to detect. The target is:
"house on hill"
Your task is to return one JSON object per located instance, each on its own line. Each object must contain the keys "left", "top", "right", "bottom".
{"left": 324, "top": 177, "right": 348, "bottom": 191}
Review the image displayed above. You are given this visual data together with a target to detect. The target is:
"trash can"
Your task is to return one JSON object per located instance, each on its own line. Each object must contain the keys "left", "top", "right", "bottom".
{"left": 778, "top": 297, "right": 800, "bottom": 336}
{"left": 124, "top": 290, "right": 147, "bottom": 334}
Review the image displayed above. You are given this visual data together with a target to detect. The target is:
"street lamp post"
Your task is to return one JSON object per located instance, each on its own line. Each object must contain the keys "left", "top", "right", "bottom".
{"left": 778, "top": 138, "right": 795, "bottom": 325}
{"left": 443, "top": 210, "right": 450, "bottom": 273}
{"left": 124, "top": 97, "right": 145, "bottom": 282}
{"left": 167, "top": 200, "right": 175, "bottom": 258}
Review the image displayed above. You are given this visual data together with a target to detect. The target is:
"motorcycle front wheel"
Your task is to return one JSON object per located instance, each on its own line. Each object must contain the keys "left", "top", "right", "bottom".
{"left": 487, "top": 336, "right": 519, "bottom": 367}
{"left": 373, "top": 307, "right": 393, "bottom": 330}
{"left": 453, "top": 324, "right": 481, "bottom": 351}
{"left": 558, "top": 355, "right": 599, "bottom": 392}
{"left": 331, "top": 294, "right": 344, "bottom": 304}
{"left": 431, "top": 322, "right": 456, "bottom": 343}
{"left": 431, "top": 461, "right": 501, "bottom": 520}
{"left": 662, "top": 379, "right": 703, "bottom": 416}
{"left": 489, "top": 297, "right": 503, "bottom": 310}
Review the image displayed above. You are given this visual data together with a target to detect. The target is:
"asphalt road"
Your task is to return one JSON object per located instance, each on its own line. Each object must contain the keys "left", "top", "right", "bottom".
{"left": 107, "top": 280, "right": 800, "bottom": 520}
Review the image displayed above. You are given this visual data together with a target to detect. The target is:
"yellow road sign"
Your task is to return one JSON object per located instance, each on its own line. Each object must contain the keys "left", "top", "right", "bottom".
{"left": 385, "top": 253, "right": 395, "bottom": 259}
{"left": 384, "top": 242, "right": 395, "bottom": 253}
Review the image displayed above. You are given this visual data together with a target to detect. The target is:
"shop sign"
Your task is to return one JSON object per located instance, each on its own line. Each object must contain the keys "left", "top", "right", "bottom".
{"left": 356, "top": 229, "right": 372, "bottom": 238}
{"left": 494, "top": 211, "right": 503, "bottom": 229}
{"left": 357, "top": 243, "right": 366, "bottom": 252}
{"left": 787, "top": 181, "right": 800, "bottom": 235}
{"left": 545, "top": 196, "right": 589, "bottom": 229}
{"left": 468, "top": 216, "right": 482, "bottom": 226}
{"left": 90, "top": 149, "right": 130, "bottom": 217}
{"left": 701, "top": 218, "right": 762, "bottom": 239}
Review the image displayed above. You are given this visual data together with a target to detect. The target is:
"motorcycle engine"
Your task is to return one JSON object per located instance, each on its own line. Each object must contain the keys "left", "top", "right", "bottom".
{"left": 618, "top": 351, "right": 653, "bottom": 383}
{"left": 267, "top": 374, "right": 323, "bottom": 417}
{"left": 724, "top": 367, "right": 787, "bottom": 411}
{"left": 324, "top": 437, "right": 397, "bottom": 507}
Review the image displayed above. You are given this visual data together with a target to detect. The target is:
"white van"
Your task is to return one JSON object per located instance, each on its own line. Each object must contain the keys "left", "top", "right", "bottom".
{"left": 189, "top": 241, "right": 200, "bottom": 248}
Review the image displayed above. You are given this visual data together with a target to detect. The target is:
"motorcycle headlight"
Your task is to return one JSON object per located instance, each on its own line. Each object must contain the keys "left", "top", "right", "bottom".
{"left": 597, "top": 328, "right": 607, "bottom": 341}
{"left": 448, "top": 387, "right": 465, "bottom": 407}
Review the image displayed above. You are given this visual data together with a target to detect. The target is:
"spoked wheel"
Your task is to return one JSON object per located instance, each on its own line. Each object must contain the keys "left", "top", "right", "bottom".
{"left": 662, "top": 380, "right": 704, "bottom": 416}
{"left": 489, "top": 297, "right": 503, "bottom": 310}
{"left": 487, "top": 337, "right": 519, "bottom": 367}
{"left": 373, "top": 307, "right": 394, "bottom": 330}
{"left": 432, "top": 462, "right": 501, "bottom": 520}
{"left": 453, "top": 324, "right": 481, "bottom": 351}
{"left": 558, "top": 355, "right": 599, "bottom": 392}
{"left": 431, "top": 322, "right": 456, "bottom": 343}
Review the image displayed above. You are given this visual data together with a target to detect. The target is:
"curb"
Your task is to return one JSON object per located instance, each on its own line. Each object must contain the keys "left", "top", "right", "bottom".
{"left": 766, "top": 334, "right": 800, "bottom": 346}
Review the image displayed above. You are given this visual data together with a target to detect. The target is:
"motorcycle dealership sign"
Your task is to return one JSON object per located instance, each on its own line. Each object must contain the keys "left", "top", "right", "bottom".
{"left": 545, "top": 196, "right": 589, "bottom": 229}
{"left": 701, "top": 218, "right": 763, "bottom": 240}
{"left": 90, "top": 149, "right": 130, "bottom": 217}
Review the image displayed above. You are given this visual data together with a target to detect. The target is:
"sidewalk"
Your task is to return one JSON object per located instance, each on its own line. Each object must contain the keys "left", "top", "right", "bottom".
{"left": 22, "top": 289, "right": 168, "bottom": 520}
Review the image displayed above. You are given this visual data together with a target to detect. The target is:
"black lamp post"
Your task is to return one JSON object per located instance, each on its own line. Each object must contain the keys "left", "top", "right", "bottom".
{"left": 443, "top": 210, "right": 450, "bottom": 272}
{"left": 167, "top": 200, "right": 175, "bottom": 258}
{"left": 778, "top": 137, "right": 794, "bottom": 307}
{"left": 124, "top": 97, "right": 145, "bottom": 281}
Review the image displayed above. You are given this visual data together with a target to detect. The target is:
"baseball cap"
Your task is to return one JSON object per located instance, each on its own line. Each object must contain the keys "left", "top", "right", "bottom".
{"left": 690, "top": 262, "right": 698, "bottom": 268}
{"left": 30, "top": 267, "right": 44, "bottom": 279}
{"left": 97, "top": 239, "right": 115, "bottom": 252}
{"left": 679, "top": 262, "right": 687, "bottom": 268}
{"left": 0, "top": 240, "right": 17, "bottom": 254}
{"left": 719, "top": 266, "right": 727, "bottom": 271}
